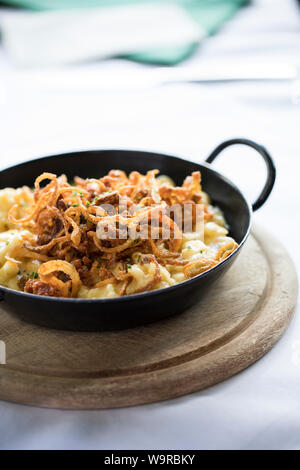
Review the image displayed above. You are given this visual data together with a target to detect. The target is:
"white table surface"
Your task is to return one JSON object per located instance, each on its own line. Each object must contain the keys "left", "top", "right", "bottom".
{"left": 0, "top": 0, "right": 299, "bottom": 450}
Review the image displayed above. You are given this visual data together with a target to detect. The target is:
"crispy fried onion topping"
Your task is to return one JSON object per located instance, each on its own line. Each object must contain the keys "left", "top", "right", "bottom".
{"left": 215, "top": 241, "right": 238, "bottom": 262}
{"left": 25, "top": 260, "right": 81, "bottom": 297}
{"left": 8, "top": 170, "right": 237, "bottom": 297}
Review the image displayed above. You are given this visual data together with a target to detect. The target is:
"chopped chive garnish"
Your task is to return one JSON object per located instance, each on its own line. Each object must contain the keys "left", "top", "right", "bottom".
{"left": 86, "top": 202, "right": 90, "bottom": 208}
{"left": 5, "top": 241, "right": 9, "bottom": 246}
{"left": 187, "top": 245, "right": 191, "bottom": 250}
{"left": 127, "top": 264, "right": 132, "bottom": 269}
{"left": 72, "top": 203, "right": 79, "bottom": 207}
{"left": 137, "top": 255, "right": 141, "bottom": 263}
{"left": 29, "top": 272, "right": 38, "bottom": 279}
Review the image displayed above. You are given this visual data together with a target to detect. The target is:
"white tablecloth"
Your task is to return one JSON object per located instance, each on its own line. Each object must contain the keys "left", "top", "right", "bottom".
{"left": 0, "top": 0, "right": 299, "bottom": 450}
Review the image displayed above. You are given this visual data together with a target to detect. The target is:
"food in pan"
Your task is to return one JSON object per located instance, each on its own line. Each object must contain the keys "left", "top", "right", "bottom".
{"left": 0, "top": 169, "right": 238, "bottom": 298}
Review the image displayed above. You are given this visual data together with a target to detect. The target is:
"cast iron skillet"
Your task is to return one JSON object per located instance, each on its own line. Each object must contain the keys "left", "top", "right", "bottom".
{"left": 0, "top": 138, "right": 275, "bottom": 331}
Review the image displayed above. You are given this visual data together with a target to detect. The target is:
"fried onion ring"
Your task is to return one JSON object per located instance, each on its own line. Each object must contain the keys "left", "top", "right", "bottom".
{"left": 38, "top": 260, "right": 81, "bottom": 297}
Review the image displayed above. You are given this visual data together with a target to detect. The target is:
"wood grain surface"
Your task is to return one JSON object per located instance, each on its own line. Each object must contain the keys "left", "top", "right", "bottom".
{"left": 0, "top": 224, "right": 297, "bottom": 409}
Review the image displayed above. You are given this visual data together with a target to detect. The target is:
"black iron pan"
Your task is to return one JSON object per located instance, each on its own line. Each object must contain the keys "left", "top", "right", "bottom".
{"left": 0, "top": 138, "right": 275, "bottom": 331}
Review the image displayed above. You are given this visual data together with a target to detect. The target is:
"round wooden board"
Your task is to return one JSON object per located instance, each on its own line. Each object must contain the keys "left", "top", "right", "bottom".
{"left": 0, "top": 224, "right": 297, "bottom": 409}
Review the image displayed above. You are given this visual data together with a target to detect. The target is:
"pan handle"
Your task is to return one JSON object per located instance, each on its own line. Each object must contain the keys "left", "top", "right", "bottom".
{"left": 205, "top": 138, "right": 276, "bottom": 211}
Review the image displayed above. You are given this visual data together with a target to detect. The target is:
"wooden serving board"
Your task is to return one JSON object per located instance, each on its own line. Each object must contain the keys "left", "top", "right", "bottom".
{"left": 0, "top": 224, "right": 297, "bottom": 409}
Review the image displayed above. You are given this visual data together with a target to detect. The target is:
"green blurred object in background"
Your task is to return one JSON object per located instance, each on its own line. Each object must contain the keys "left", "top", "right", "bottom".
{"left": 0, "top": 0, "right": 250, "bottom": 64}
